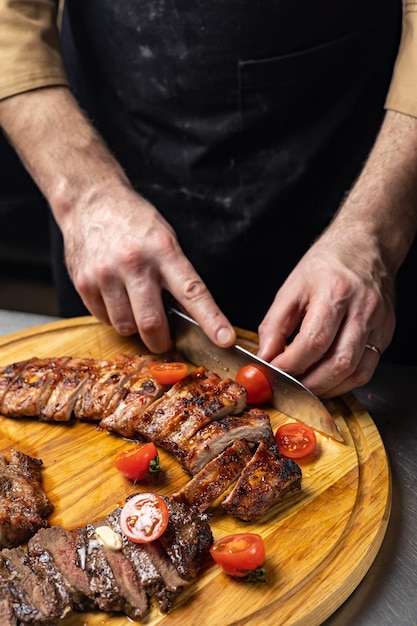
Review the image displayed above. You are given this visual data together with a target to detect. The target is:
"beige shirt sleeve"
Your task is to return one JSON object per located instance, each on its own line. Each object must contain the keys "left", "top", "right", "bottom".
{"left": 386, "top": 3, "right": 417, "bottom": 117}
{"left": 0, "top": 0, "right": 68, "bottom": 101}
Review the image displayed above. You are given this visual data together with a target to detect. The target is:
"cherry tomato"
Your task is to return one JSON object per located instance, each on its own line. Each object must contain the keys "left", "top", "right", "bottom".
{"left": 209, "top": 533, "right": 266, "bottom": 581}
{"left": 148, "top": 361, "right": 188, "bottom": 385}
{"left": 275, "top": 422, "right": 317, "bottom": 459}
{"left": 113, "top": 442, "right": 161, "bottom": 481}
{"left": 235, "top": 365, "right": 273, "bottom": 405}
{"left": 120, "top": 492, "right": 169, "bottom": 543}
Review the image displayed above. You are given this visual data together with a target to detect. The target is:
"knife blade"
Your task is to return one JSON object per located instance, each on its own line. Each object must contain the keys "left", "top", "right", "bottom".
{"left": 168, "top": 307, "right": 344, "bottom": 442}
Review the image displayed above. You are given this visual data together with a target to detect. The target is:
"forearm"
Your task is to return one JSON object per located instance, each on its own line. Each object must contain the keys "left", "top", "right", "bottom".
{"left": 328, "top": 109, "right": 417, "bottom": 274}
{"left": 0, "top": 86, "right": 132, "bottom": 229}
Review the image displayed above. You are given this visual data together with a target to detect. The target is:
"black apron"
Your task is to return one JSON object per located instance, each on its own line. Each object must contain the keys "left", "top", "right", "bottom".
{"left": 53, "top": 0, "right": 412, "bottom": 363}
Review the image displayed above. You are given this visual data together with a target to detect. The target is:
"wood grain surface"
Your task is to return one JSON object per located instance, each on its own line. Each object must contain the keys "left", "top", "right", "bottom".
{"left": 0, "top": 316, "right": 391, "bottom": 626}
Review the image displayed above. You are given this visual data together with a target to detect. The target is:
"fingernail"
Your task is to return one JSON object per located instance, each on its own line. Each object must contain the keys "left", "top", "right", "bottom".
{"left": 216, "top": 327, "right": 235, "bottom": 346}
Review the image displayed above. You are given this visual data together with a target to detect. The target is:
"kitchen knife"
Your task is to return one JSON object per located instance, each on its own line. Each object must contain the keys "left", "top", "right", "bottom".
{"left": 168, "top": 307, "right": 344, "bottom": 442}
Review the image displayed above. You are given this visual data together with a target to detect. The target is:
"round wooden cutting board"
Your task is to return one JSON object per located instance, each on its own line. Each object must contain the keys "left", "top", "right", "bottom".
{"left": 0, "top": 316, "right": 391, "bottom": 626}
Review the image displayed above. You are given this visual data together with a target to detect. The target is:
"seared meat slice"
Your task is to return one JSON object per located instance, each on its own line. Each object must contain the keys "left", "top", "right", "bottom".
{"left": 175, "top": 408, "right": 274, "bottom": 475}
{"left": 74, "top": 355, "right": 151, "bottom": 422}
{"left": 0, "top": 546, "right": 69, "bottom": 624}
{"left": 125, "top": 367, "right": 247, "bottom": 448}
{"left": 87, "top": 519, "right": 149, "bottom": 620}
{"left": 40, "top": 357, "right": 100, "bottom": 422}
{"left": 0, "top": 359, "right": 35, "bottom": 413}
{"left": 0, "top": 449, "right": 53, "bottom": 549}
{"left": 1, "top": 357, "right": 71, "bottom": 418}
{"left": 173, "top": 439, "right": 252, "bottom": 512}
{"left": 99, "top": 362, "right": 167, "bottom": 438}
{"left": 27, "top": 526, "right": 92, "bottom": 611}
{"left": 106, "top": 509, "right": 188, "bottom": 614}
{"left": 222, "top": 442, "right": 302, "bottom": 521}
{"left": 159, "top": 497, "right": 213, "bottom": 580}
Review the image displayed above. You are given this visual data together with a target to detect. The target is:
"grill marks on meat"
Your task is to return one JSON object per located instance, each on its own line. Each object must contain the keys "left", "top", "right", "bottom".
{"left": 174, "top": 407, "right": 275, "bottom": 475}
{"left": 0, "top": 355, "right": 302, "bottom": 523}
{"left": 222, "top": 442, "right": 302, "bottom": 521}
{"left": 0, "top": 450, "right": 53, "bottom": 549}
{"left": 114, "top": 367, "right": 247, "bottom": 449}
{"left": 0, "top": 499, "right": 212, "bottom": 624}
{"left": 1, "top": 357, "right": 71, "bottom": 418}
{"left": 172, "top": 439, "right": 252, "bottom": 512}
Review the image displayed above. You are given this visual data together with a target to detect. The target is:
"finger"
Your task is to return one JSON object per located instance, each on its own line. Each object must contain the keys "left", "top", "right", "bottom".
{"left": 314, "top": 341, "right": 382, "bottom": 398}
{"left": 163, "top": 258, "right": 236, "bottom": 348}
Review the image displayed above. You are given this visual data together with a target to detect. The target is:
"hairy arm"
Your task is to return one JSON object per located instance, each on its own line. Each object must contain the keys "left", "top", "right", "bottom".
{"left": 258, "top": 110, "right": 417, "bottom": 397}
{"left": 0, "top": 86, "right": 236, "bottom": 351}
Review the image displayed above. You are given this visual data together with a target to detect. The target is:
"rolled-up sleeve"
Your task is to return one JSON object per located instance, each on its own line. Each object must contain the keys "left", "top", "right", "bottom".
{"left": 386, "top": 2, "right": 417, "bottom": 116}
{"left": 0, "top": 0, "right": 68, "bottom": 101}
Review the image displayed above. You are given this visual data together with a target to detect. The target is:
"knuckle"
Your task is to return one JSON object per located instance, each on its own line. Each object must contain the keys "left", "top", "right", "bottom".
{"left": 182, "top": 278, "right": 207, "bottom": 302}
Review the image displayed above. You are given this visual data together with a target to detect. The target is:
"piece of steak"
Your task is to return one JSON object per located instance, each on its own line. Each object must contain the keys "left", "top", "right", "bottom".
{"left": 39, "top": 357, "right": 100, "bottom": 422}
{"left": 27, "top": 526, "right": 92, "bottom": 611}
{"left": 106, "top": 508, "right": 188, "bottom": 613}
{"left": 0, "top": 359, "right": 35, "bottom": 414}
{"left": 99, "top": 362, "right": 167, "bottom": 438}
{"left": 74, "top": 355, "right": 151, "bottom": 422}
{"left": 1, "top": 357, "right": 71, "bottom": 418}
{"left": 0, "top": 546, "right": 68, "bottom": 624}
{"left": 172, "top": 439, "right": 253, "bottom": 512}
{"left": 174, "top": 407, "right": 275, "bottom": 474}
{"left": 159, "top": 497, "right": 213, "bottom": 580}
{"left": 121, "top": 367, "right": 247, "bottom": 449}
{"left": 222, "top": 442, "right": 302, "bottom": 521}
{"left": 0, "top": 449, "right": 53, "bottom": 549}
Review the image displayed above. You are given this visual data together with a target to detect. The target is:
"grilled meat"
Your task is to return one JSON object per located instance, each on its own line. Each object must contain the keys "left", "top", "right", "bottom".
{"left": 100, "top": 366, "right": 246, "bottom": 442}
{"left": 0, "top": 450, "right": 53, "bottom": 549}
{"left": 172, "top": 439, "right": 252, "bottom": 512}
{"left": 1, "top": 357, "right": 71, "bottom": 418}
{"left": 0, "top": 498, "right": 212, "bottom": 624}
{"left": 106, "top": 509, "right": 188, "bottom": 614}
{"left": 74, "top": 355, "right": 152, "bottom": 422}
{"left": 98, "top": 361, "right": 168, "bottom": 438}
{"left": 0, "top": 359, "right": 35, "bottom": 413}
{"left": 222, "top": 442, "right": 302, "bottom": 521}
{"left": 41, "top": 357, "right": 100, "bottom": 422}
{"left": 174, "top": 407, "right": 274, "bottom": 475}
{"left": 27, "top": 526, "right": 92, "bottom": 612}
{"left": 0, "top": 546, "right": 69, "bottom": 624}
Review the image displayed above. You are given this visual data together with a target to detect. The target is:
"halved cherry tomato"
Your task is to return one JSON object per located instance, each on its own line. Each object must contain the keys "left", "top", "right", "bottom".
{"left": 113, "top": 442, "right": 161, "bottom": 481}
{"left": 209, "top": 533, "right": 266, "bottom": 582}
{"left": 235, "top": 364, "right": 273, "bottom": 405}
{"left": 120, "top": 492, "right": 169, "bottom": 543}
{"left": 148, "top": 361, "right": 188, "bottom": 385}
{"left": 275, "top": 422, "right": 317, "bottom": 459}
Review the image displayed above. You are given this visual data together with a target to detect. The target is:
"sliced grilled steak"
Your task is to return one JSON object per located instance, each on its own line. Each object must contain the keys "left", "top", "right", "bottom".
{"left": 222, "top": 442, "right": 302, "bottom": 521}
{"left": 0, "top": 547, "right": 68, "bottom": 624}
{"left": 159, "top": 498, "right": 213, "bottom": 580}
{"left": 74, "top": 355, "right": 151, "bottom": 422}
{"left": 1, "top": 357, "right": 71, "bottom": 418}
{"left": 172, "top": 439, "right": 252, "bottom": 512}
{"left": 88, "top": 519, "right": 149, "bottom": 620}
{"left": 40, "top": 357, "right": 100, "bottom": 422}
{"left": 27, "top": 526, "right": 92, "bottom": 611}
{"left": 106, "top": 508, "right": 188, "bottom": 613}
{"left": 0, "top": 450, "right": 53, "bottom": 549}
{"left": 174, "top": 407, "right": 275, "bottom": 475}
{"left": 99, "top": 362, "right": 166, "bottom": 438}
{"left": 118, "top": 367, "right": 247, "bottom": 448}
{"left": 0, "top": 589, "right": 17, "bottom": 626}
{"left": 0, "top": 359, "right": 35, "bottom": 414}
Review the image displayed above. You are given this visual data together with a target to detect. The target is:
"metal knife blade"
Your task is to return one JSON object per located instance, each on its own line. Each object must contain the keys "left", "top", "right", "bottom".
{"left": 168, "top": 307, "right": 344, "bottom": 442}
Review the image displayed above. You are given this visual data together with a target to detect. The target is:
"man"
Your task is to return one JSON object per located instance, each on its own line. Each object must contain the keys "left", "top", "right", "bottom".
{"left": 1, "top": 0, "right": 416, "bottom": 398}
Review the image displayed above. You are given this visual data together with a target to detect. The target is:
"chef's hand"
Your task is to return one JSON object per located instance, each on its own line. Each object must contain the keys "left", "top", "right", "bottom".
{"left": 0, "top": 88, "right": 236, "bottom": 355}
{"left": 258, "top": 109, "right": 417, "bottom": 397}
{"left": 257, "top": 226, "right": 396, "bottom": 398}
{"left": 61, "top": 185, "right": 236, "bottom": 354}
